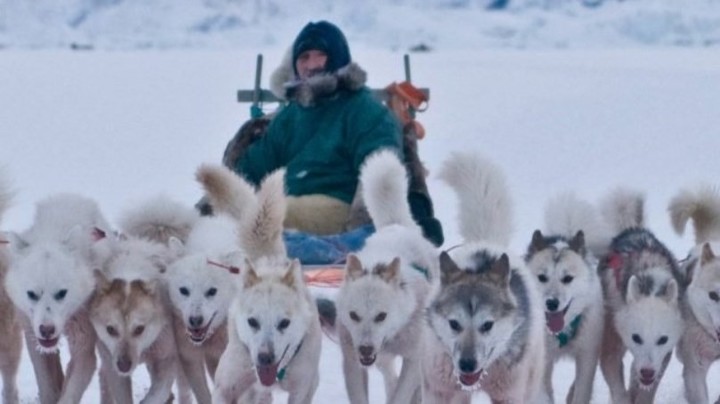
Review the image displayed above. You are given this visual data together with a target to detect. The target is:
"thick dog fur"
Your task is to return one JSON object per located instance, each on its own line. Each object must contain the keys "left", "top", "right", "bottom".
{"left": 90, "top": 198, "right": 192, "bottom": 404}
{"left": 0, "top": 171, "right": 21, "bottom": 404}
{"left": 525, "top": 193, "right": 605, "bottom": 404}
{"left": 202, "top": 166, "right": 322, "bottom": 404}
{"left": 424, "top": 151, "right": 546, "bottom": 404}
{"left": 335, "top": 150, "right": 439, "bottom": 404}
{"left": 669, "top": 185, "right": 720, "bottom": 404}
{"left": 4, "top": 194, "right": 114, "bottom": 404}
{"left": 597, "top": 189, "right": 684, "bottom": 404}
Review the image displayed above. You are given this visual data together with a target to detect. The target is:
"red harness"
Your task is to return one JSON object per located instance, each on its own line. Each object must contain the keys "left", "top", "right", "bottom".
{"left": 606, "top": 252, "right": 625, "bottom": 290}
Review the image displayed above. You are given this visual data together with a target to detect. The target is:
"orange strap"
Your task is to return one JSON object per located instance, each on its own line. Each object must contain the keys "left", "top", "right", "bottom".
{"left": 386, "top": 81, "right": 429, "bottom": 139}
{"left": 303, "top": 267, "right": 345, "bottom": 288}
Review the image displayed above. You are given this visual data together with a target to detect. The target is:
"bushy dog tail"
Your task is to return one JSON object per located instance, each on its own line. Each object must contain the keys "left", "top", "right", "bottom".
{"left": 668, "top": 185, "right": 720, "bottom": 244}
{"left": 544, "top": 192, "right": 612, "bottom": 257}
{"left": 599, "top": 187, "right": 645, "bottom": 234}
{"left": 438, "top": 151, "right": 513, "bottom": 246}
{"left": 196, "top": 164, "right": 258, "bottom": 225}
{"left": 360, "top": 150, "right": 418, "bottom": 231}
{"left": 119, "top": 196, "right": 199, "bottom": 244}
{"left": 0, "top": 168, "right": 12, "bottom": 224}
{"left": 241, "top": 169, "right": 287, "bottom": 260}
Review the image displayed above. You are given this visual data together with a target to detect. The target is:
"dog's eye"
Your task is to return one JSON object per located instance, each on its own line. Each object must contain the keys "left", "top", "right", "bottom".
{"left": 277, "top": 319, "right": 291, "bottom": 331}
{"left": 657, "top": 336, "right": 668, "bottom": 345}
{"left": 537, "top": 274, "right": 549, "bottom": 283}
{"left": 632, "top": 334, "right": 643, "bottom": 345}
{"left": 448, "top": 319, "right": 462, "bottom": 332}
{"left": 133, "top": 325, "right": 145, "bottom": 337}
{"left": 248, "top": 317, "right": 260, "bottom": 330}
{"left": 205, "top": 287, "right": 217, "bottom": 298}
{"left": 709, "top": 291, "right": 720, "bottom": 302}
{"left": 106, "top": 326, "right": 119, "bottom": 337}
{"left": 349, "top": 311, "right": 361, "bottom": 322}
{"left": 374, "top": 312, "right": 387, "bottom": 323}
{"left": 54, "top": 289, "right": 67, "bottom": 301}
{"left": 179, "top": 287, "right": 190, "bottom": 297}
{"left": 561, "top": 275, "right": 574, "bottom": 284}
{"left": 480, "top": 321, "right": 494, "bottom": 333}
{"left": 27, "top": 291, "right": 40, "bottom": 302}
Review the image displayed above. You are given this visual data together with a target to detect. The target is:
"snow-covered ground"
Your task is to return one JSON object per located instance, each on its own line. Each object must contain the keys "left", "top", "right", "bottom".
{"left": 1, "top": 47, "right": 720, "bottom": 403}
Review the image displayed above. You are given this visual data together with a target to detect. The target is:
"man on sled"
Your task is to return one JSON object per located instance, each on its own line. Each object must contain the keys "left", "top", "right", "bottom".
{"left": 198, "top": 20, "right": 443, "bottom": 266}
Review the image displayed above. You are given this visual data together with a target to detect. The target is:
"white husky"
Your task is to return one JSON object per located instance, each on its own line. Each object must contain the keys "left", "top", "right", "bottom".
{"left": 4, "top": 193, "right": 114, "bottom": 404}
{"left": 0, "top": 171, "right": 21, "bottom": 404}
{"left": 597, "top": 188, "right": 684, "bottom": 404}
{"left": 424, "top": 151, "right": 547, "bottom": 404}
{"left": 524, "top": 193, "right": 605, "bottom": 404}
{"left": 202, "top": 166, "right": 322, "bottom": 404}
{"left": 164, "top": 165, "right": 257, "bottom": 404}
{"left": 669, "top": 185, "right": 720, "bottom": 404}
{"left": 90, "top": 198, "right": 191, "bottom": 404}
{"left": 333, "top": 150, "right": 439, "bottom": 404}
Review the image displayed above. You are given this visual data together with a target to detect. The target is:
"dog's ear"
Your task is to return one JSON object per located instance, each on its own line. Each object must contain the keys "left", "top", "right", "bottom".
{"left": 661, "top": 278, "right": 679, "bottom": 304}
{"left": 373, "top": 257, "right": 401, "bottom": 284}
{"left": 167, "top": 236, "right": 185, "bottom": 257}
{"left": 528, "top": 230, "right": 546, "bottom": 255}
{"left": 439, "top": 251, "right": 462, "bottom": 285}
{"left": 3, "top": 231, "right": 29, "bottom": 255}
{"left": 281, "top": 259, "right": 302, "bottom": 290}
{"left": 568, "top": 230, "right": 586, "bottom": 256}
{"left": 627, "top": 275, "right": 642, "bottom": 304}
{"left": 345, "top": 254, "right": 365, "bottom": 281}
{"left": 93, "top": 269, "right": 111, "bottom": 292}
{"left": 487, "top": 254, "right": 511, "bottom": 289}
{"left": 131, "top": 279, "right": 157, "bottom": 297}
{"left": 701, "top": 243, "right": 716, "bottom": 266}
{"left": 243, "top": 258, "right": 261, "bottom": 288}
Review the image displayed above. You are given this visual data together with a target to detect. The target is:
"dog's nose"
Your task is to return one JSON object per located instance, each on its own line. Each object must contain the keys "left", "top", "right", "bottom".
{"left": 188, "top": 315, "right": 204, "bottom": 328}
{"left": 545, "top": 298, "right": 560, "bottom": 312}
{"left": 39, "top": 324, "right": 55, "bottom": 339}
{"left": 459, "top": 357, "right": 478, "bottom": 373}
{"left": 116, "top": 356, "right": 132, "bottom": 373}
{"left": 358, "top": 345, "right": 374, "bottom": 358}
{"left": 640, "top": 368, "right": 655, "bottom": 380}
{"left": 257, "top": 352, "right": 275, "bottom": 366}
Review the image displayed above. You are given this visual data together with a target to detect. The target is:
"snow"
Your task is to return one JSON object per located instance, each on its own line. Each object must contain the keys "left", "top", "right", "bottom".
{"left": 2, "top": 2, "right": 720, "bottom": 402}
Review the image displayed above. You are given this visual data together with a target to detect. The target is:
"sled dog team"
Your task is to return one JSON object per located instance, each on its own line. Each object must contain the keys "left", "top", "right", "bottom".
{"left": 0, "top": 150, "right": 719, "bottom": 404}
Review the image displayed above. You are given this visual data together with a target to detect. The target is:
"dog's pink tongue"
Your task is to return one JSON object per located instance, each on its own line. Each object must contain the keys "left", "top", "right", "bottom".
{"left": 546, "top": 311, "right": 565, "bottom": 334}
{"left": 256, "top": 364, "right": 279, "bottom": 387}
{"left": 459, "top": 371, "right": 482, "bottom": 386}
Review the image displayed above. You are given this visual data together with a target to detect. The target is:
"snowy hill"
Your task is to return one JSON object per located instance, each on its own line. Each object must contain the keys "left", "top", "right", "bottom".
{"left": 2, "top": 0, "right": 720, "bottom": 50}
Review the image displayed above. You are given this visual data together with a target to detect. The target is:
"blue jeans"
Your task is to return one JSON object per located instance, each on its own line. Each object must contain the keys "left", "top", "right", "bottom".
{"left": 284, "top": 224, "right": 375, "bottom": 265}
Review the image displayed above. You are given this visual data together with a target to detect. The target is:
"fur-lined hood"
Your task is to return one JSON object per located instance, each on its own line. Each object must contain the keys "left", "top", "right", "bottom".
{"left": 269, "top": 48, "right": 367, "bottom": 107}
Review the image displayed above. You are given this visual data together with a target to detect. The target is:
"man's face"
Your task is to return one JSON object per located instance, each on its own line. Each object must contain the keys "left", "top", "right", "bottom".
{"left": 295, "top": 49, "right": 328, "bottom": 80}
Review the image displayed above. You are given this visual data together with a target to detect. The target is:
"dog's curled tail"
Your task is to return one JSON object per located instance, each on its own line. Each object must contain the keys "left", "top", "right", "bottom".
{"left": 438, "top": 151, "right": 513, "bottom": 246}
{"left": 119, "top": 196, "right": 199, "bottom": 244}
{"left": 0, "top": 168, "right": 12, "bottom": 224}
{"left": 599, "top": 187, "right": 645, "bottom": 234}
{"left": 360, "top": 149, "right": 418, "bottom": 231}
{"left": 668, "top": 185, "right": 720, "bottom": 244}
{"left": 241, "top": 169, "right": 287, "bottom": 260}
{"left": 196, "top": 164, "right": 258, "bottom": 225}
{"left": 545, "top": 192, "right": 612, "bottom": 256}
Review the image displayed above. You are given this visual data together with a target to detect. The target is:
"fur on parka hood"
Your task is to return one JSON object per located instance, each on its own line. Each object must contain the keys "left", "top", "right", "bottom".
{"left": 269, "top": 48, "right": 367, "bottom": 107}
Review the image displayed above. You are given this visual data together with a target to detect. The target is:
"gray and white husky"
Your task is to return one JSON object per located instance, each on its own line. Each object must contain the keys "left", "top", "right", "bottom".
{"left": 4, "top": 194, "right": 114, "bottom": 404}
{"left": 0, "top": 171, "right": 21, "bottom": 404}
{"left": 335, "top": 150, "right": 439, "bottom": 404}
{"left": 423, "top": 151, "right": 547, "bottom": 404}
{"left": 524, "top": 193, "right": 605, "bottom": 404}
{"left": 597, "top": 188, "right": 684, "bottom": 404}
{"left": 203, "top": 166, "right": 322, "bottom": 404}
{"left": 669, "top": 185, "right": 720, "bottom": 404}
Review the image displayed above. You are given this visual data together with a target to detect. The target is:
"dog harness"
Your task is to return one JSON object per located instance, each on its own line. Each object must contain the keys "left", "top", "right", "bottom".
{"left": 411, "top": 263, "right": 431, "bottom": 281}
{"left": 276, "top": 340, "right": 304, "bottom": 382}
{"left": 555, "top": 315, "right": 582, "bottom": 348}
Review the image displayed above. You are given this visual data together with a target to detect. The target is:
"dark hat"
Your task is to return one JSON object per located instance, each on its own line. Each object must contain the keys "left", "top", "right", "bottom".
{"left": 292, "top": 21, "right": 351, "bottom": 76}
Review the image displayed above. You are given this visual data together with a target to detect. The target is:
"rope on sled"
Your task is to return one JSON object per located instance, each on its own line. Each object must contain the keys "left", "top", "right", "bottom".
{"left": 207, "top": 259, "right": 345, "bottom": 288}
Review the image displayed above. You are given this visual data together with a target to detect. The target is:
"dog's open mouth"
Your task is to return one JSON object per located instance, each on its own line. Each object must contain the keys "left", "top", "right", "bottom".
{"left": 359, "top": 353, "right": 376, "bottom": 366}
{"left": 38, "top": 336, "right": 59, "bottom": 349}
{"left": 256, "top": 363, "right": 280, "bottom": 387}
{"left": 545, "top": 301, "right": 571, "bottom": 334}
{"left": 186, "top": 313, "right": 216, "bottom": 344}
{"left": 638, "top": 375, "right": 655, "bottom": 388}
{"left": 458, "top": 370, "right": 483, "bottom": 386}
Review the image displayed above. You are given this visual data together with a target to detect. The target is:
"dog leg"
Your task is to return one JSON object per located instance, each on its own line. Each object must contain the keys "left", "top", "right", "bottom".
{"left": 98, "top": 343, "right": 133, "bottom": 404}
{"left": 376, "top": 354, "right": 398, "bottom": 401}
{"left": 340, "top": 336, "right": 369, "bottom": 404}
{"left": 569, "top": 338, "right": 600, "bottom": 404}
{"left": 213, "top": 339, "right": 256, "bottom": 404}
{"left": 23, "top": 322, "right": 64, "bottom": 404}
{"left": 174, "top": 365, "right": 194, "bottom": 404}
{"left": 0, "top": 321, "right": 21, "bottom": 404}
{"left": 683, "top": 355, "right": 710, "bottom": 404}
{"left": 599, "top": 322, "right": 630, "bottom": 404}
{"left": 177, "top": 340, "right": 212, "bottom": 404}
{"left": 541, "top": 350, "right": 555, "bottom": 404}
{"left": 58, "top": 319, "right": 97, "bottom": 404}
{"left": 141, "top": 355, "right": 177, "bottom": 404}
{"left": 388, "top": 355, "right": 421, "bottom": 404}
